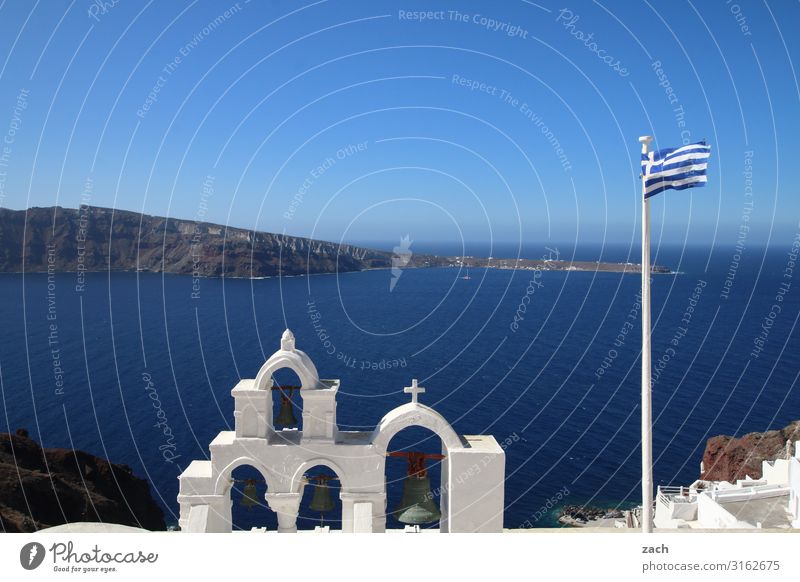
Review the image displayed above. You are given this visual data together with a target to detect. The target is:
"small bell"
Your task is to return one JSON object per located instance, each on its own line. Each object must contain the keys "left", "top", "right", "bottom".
{"left": 240, "top": 479, "right": 259, "bottom": 510}
{"left": 275, "top": 392, "right": 298, "bottom": 427}
{"left": 308, "top": 478, "right": 335, "bottom": 513}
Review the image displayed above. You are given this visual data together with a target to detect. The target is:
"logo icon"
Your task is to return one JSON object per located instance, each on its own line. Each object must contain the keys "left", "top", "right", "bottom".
{"left": 390, "top": 235, "right": 413, "bottom": 292}
{"left": 20, "top": 542, "right": 46, "bottom": 570}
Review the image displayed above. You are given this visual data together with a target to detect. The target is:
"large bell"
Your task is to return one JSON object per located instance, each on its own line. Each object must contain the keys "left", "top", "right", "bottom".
{"left": 393, "top": 474, "right": 441, "bottom": 525}
{"left": 308, "top": 479, "right": 335, "bottom": 513}
{"left": 275, "top": 393, "right": 298, "bottom": 427}
{"left": 240, "top": 479, "right": 260, "bottom": 510}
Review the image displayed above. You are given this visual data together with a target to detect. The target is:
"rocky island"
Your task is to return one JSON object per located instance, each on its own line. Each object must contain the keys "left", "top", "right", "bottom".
{"left": 557, "top": 504, "right": 625, "bottom": 527}
{"left": 0, "top": 206, "right": 672, "bottom": 277}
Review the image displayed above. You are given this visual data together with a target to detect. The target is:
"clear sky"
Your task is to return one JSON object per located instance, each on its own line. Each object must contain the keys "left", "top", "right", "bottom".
{"left": 0, "top": 0, "right": 797, "bottom": 248}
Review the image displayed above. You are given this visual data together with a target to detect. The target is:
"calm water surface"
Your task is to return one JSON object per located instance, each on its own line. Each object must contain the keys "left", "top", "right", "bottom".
{"left": 1, "top": 244, "right": 798, "bottom": 529}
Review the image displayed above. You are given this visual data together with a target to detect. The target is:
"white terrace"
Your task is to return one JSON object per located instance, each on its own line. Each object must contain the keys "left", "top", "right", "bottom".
{"left": 655, "top": 441, "right": 800, "bottom": 530}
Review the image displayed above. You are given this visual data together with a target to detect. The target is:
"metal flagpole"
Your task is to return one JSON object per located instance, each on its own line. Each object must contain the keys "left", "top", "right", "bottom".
{"left": 639, "top": 135, "right": 654, "bottom": 533}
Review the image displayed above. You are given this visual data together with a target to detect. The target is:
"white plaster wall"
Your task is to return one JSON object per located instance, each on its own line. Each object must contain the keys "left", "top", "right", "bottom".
{"left": 789, "top": 456, "right": 800, "bottom": 527}
{"left": 670, "top": 500, "right": 697, "bottom": 521}
{"left": 696, "top": 493, "right": 752, "bottom": 529}
{"left": 207, "top": 433, "right": 386, "bottom": 494}
{"left": 761, "top": 459, "right": 790, "bottom": 486}
{"left": 442, "top": 435, "right": 505, "bottom": 533}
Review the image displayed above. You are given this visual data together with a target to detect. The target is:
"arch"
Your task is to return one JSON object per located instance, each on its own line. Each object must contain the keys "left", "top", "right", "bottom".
{"left": 213, "top": 456, "right": 276, "bottom": 495}
{"left": 289, "top": 458, "right": 350, "bottom": 493}
{"left": 254, "top": 350, "right": 321, "bottom": 391}
{"left": 370, "top": 403, "right": 463, "bottom": 453}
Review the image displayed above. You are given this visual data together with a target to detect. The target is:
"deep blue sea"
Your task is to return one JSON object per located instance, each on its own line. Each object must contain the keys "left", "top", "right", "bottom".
{"left": 2, "top": 243, "right": 799, "bottom": 530}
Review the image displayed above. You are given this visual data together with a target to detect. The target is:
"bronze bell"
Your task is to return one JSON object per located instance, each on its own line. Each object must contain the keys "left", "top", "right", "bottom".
{"left": 394, "top": 474, "right": 441, "bottom": 525}
{"left": 275, "top": 393, "right": 298, "bottom": 427}
{"left": 308, "top": 478, "right": 335, "bottom": 513}
{"left": 388, "top": 451, "right": 444, "bottom": 526}
{"left": 240, "top": 479, "right": 259, "bottom": 510}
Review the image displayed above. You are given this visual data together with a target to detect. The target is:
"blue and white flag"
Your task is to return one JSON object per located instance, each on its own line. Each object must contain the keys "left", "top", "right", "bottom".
{"left": 641, "top": 141, "right": 711, "bottom": 198}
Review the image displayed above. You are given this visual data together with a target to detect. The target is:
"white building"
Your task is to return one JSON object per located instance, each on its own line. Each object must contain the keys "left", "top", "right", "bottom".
{"left": 655, "top": 440, "right": 800, "bottom": 529}
{"left": 177, "top": 329, "right": 506, "bottom": 533}
{"left": 790, "top": 442, "right": 800, "bottom": 528}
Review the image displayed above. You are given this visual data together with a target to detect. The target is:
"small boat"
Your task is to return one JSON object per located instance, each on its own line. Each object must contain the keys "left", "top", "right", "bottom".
{"left": 461, "top": 268, "right": 471, "bottom": 280}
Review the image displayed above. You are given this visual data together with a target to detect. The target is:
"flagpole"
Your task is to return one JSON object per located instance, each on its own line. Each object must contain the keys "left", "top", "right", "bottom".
{"left": 639, "top": 135, "right": 654, "bottom": 533}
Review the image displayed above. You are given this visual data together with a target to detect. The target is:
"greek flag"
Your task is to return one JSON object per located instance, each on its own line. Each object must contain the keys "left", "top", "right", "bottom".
{"left": 641, "top": 141, "right": 711, "bottom": 198}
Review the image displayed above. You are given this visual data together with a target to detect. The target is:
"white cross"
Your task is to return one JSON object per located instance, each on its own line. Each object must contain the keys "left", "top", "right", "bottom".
{"left": 404, "top": 379, "right": 425, "bottom": 404}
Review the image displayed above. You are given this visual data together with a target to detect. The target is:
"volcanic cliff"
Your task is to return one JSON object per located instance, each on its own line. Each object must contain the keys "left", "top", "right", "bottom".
{"left": 700, "top": 420, "right": 800, "bottom": 482}
{"left": 0, "top": 429, "right": 166, "bottom": 532}
{"left": 0, "top": 206, "right": 663, "bottom": 277}
{"left": 0, "top": 206, "right": 421, "bottom": 277}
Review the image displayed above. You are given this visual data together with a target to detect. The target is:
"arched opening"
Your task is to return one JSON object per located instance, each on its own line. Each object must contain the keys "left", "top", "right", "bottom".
{"left": 271, "top": 368, "right": 304, "bottom": 433}
{"left": 294, "top": 463, "right": 344, "bottom": 531}
{"left": 384, "top": 426, "right": 445, "bottom": 531}
{"left": 229, "top": 464, "right": 276, "bottom": 531}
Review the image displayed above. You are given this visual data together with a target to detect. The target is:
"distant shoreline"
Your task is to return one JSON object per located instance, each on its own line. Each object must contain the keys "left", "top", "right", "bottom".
{"left": 0, "top": 206, "right": 674, "bottom": 278}
{"left": 0, "top": 260, "right": 674, "bottom": 278}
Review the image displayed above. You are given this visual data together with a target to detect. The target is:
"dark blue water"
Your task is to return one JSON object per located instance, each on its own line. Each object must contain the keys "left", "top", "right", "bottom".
{"left": 2, "top": 243, "right": 799, "bottom": 529}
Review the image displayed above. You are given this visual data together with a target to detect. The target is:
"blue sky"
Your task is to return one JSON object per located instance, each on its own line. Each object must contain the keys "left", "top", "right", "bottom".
{"left": 0, "top": 0, "right": 797, "bottom": 248}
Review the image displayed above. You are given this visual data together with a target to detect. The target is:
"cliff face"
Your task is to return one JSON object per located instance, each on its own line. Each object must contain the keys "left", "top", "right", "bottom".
{"left": 0, "top": 429, "right": 166, "bottom": 532}
{"left": 700, "top": 420, "right": 800, "bottom": 482}
{"left": 0, "top": 206, "right": 402, "bottom": 277}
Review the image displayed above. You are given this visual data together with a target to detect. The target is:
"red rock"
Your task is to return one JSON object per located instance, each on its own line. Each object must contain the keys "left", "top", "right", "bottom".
{"left": 700, "top": 420, "right": 800, "bottom": 482}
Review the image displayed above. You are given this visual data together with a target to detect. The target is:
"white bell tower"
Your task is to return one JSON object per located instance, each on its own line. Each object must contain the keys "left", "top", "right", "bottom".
{"left": 178, "top": 329, "right": 505, "bottom": 533}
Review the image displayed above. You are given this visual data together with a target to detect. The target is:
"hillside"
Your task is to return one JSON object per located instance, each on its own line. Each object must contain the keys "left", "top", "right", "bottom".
{"left": 700, "top": 420, "right": 800, "bottom": 482}
{"left": 0, "top": 206, "right": 427, "bottom": 277}
{"left": 0, "top": 429, "right": 165, "bottom": 532}
{"left": 0, "top": 206, "right": 663, "bottom": 277}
